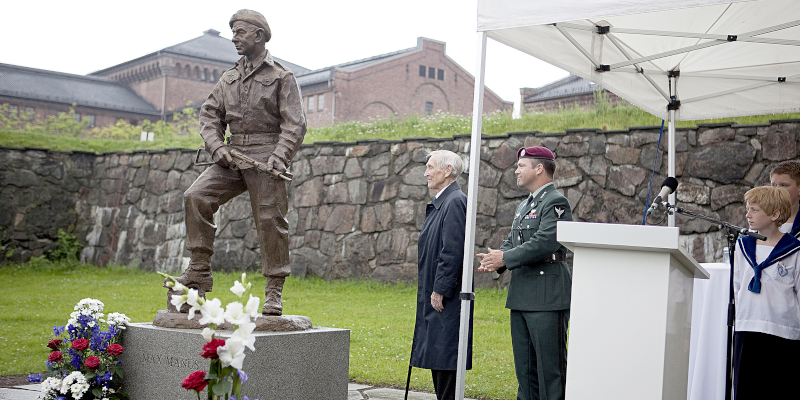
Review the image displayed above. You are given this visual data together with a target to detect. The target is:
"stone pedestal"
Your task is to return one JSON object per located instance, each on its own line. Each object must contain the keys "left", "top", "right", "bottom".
{"left": 119, "top": 322, "right": 349, "bottom": 400}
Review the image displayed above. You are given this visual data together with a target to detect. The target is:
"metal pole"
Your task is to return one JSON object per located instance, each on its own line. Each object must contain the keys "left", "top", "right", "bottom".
{"left": 455, "top": 31, "right": 487, "bottom": 400}
{"left": 668, "top": 107, "right": 676, "bottom": 227}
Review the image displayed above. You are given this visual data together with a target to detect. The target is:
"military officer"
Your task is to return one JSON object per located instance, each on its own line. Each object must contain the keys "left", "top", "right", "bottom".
{"left": 171, "top": 9, "right": 306, "bottom": 316}
{"left": 477, "top": 146, "right": 572, "bottom": 400}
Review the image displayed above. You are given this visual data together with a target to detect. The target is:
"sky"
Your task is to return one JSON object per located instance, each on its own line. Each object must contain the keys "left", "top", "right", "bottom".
{"left": 1, "top": 0, "right": 568, "bottom": 116}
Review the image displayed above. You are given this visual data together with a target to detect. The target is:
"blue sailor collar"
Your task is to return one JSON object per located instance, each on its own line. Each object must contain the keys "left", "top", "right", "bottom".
{"left": 738, "top": 233, "right": 800, "bottom": 293}
{"left": 790, "top": 210, "right": 800, "bottom": 238}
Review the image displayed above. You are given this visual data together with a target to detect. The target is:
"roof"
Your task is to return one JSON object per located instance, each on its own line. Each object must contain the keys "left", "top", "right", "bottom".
{"left": 0, "top": 63, "right": 161, "bottom": 115}
{"left": 296, "top": 39, "right": 422, "bottom": 87}
{"left": 91, "top": 30, "right": 310, "bottom": 76}
{"left": 523, "top": 75, "right": 604, "bottom": 103}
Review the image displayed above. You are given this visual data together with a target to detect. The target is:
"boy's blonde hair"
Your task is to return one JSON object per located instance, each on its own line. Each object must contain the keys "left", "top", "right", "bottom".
{"left": 744, "top": 186, "right": 792, "bottom": 226}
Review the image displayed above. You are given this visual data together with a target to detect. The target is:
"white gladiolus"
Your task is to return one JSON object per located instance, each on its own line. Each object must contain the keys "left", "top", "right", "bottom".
{"left": 223, "top": 302, "right": 251, "bottom": 326}
{"left": 232, "top": 322, "right": 257, "bottom": 351}
{"left": 230, "top": 281, "right": 247, "bottom": 298}
{"left": 198, "top": 298, "right": 225, "bottom": 325}
{"left": 243, "top": 294, "right": 261, "bottom": 318}
{"left": 218, "top": 337, "right": 246, "bottom": 369}
{"left": 202, "top": 327, "right": 216, "bottom": 343}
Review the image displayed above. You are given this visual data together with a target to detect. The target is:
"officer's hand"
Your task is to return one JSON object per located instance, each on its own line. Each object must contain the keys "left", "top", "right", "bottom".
{"left": 266, "top": 155, "right": 287, "bottom": 175}
{"left": 477, "top": 247, "right": 505, "bottom": 273}
{"left": 431, "top": 292, "right": 444, "bottom": 312}
{"left": 212, "top": 147, "right": 233, "bottom": 168}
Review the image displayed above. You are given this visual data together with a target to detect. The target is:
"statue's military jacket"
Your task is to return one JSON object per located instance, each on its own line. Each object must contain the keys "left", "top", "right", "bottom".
{"left": 500, "top": 182, "right": 573, "bottom": 312}
{"left": 199, "top": 50, "right": 306, "bottom": 165}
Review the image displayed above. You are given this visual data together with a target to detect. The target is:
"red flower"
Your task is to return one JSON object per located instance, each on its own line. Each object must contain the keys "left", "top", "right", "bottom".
{"left": 200, "top": 339, "right": 226, "bottom": 359}
{"left": 46, "top": 339, "right": 62, "bottom": 350}
{"left": 84, "top": 356, "right": 100, "bottom": 370}
{"left": 48, "top": 351, "right": 63, "bottom": 362}
{"left": 71, "top": 339, "right": 89, "bottom": 351}
{"left": 106, "top": 344, "right": 124, "bottom": 356}
{"left": 181, "top": 371, "right": 208, "bottom": 392}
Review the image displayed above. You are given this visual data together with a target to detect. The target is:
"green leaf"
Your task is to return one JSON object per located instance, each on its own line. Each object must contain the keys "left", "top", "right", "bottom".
{"left": 205, "top": 371, "right": 218, "bottom": 380}
{"left": 92, "top": 388, "right": 103, "bottom": 397}
{"left": 212, "top": 380, "right": 233, "bottom": 396}
{"left": 85, "top": 371, "right": 96, "bottom": 380}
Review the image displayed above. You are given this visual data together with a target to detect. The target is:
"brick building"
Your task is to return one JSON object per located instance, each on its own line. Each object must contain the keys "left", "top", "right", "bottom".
{"left": 1, "top": 31, "right": 510, "bottom": 130}
{"left": 0, "top": 63, "right": 161, "bottom": 128}
{"left": 520, "top": 74, "right": 623, "bottom": 113}
{"left": 299, "top": 37, "right": 512, "bottom": 128}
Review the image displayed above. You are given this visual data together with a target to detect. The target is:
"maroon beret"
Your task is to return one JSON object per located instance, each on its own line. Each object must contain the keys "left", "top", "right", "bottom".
{"left": 517, "top": 146, "right": 555, "bottom": 160}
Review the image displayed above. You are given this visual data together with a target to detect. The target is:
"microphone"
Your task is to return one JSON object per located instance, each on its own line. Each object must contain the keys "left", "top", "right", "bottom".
{"left": 646, "top": 177, "right": 679, "bottom": 216}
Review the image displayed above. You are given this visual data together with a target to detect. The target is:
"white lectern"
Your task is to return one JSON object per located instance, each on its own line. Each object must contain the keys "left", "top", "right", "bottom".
{"left": 557, "top": 222, "right": 709, "bottom": 400}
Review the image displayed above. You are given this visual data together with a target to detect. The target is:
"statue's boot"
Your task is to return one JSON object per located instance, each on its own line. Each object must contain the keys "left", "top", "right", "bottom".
{"left": 262, "top": 276, "right": 285, "bottom": 316}
{"left": 164, "top": 250, "right": 214, "bottom": 296}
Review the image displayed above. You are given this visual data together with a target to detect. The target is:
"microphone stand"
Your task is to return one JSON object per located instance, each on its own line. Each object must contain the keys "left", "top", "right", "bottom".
{"left": 656, "top": 202, "right": 765, "bottom": 400}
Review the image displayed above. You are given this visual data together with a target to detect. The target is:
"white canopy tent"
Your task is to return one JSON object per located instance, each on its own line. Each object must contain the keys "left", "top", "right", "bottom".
{"left": 454, "top": 1, "right": 800, "bottom": 398}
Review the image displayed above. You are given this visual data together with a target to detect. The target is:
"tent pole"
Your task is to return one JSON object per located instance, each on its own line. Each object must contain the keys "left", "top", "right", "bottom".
{"left": 668, "top": 108, "right": 676, "bottom": 227}
{"left": 455, "top": 31, "right": 487, "bottom": 400}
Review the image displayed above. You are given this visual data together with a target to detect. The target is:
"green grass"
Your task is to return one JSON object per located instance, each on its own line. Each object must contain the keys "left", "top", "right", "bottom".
{"left": 0, "top": 260, "right": 515, "bottom": 399}
{"left": 4, "top": 105, "right": 800, "bottom": 154}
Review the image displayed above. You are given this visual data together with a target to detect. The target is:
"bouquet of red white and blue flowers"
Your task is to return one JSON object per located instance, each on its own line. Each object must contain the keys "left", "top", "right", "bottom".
{"left": 29, "top": 298, "right": 130, "bottom": 400}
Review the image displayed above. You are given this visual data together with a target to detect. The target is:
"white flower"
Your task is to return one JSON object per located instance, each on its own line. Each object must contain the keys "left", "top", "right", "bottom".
{"left": 41, "top": 377, "right": 61, "bottom": 393}
{"left": 106, "top": 312, "right": 130, "bottom": 329}
{"left": 186, "top": 290, "right": 203, "bottom": 319}
{"left": 198, "top": 298, "right": 225, "bottom": 326}
{"left": 243, "top": 294, "right": 261, "bottom": 319}
{"left": 173, "top": 282, "right": 188, "bottom": 294}
{"left": 230, "top": 281, "right": 247, "bottom": 298}
{"left": 71, "top": 381, "right": 89, "bottom": 399}
{"left": 224, "top": 302, "right": 251, "bottom": 326}
{"left": 232, "top": 322, "right": 257, "bottom": 351}
{"left": 218, "top": 337, "right": 246, "bottom": 369}
{"left": 202, "top": 327, "right": 216, "bottom": 343}
{"left": 171, "top": 294, "right": 187, "bottom": 309}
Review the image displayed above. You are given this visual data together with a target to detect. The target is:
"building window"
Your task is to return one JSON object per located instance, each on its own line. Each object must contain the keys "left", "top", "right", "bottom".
{"left": 175, "top": 63, "right": 182, "bottom": 76}
{"left": 318, "top": 94, "right": 325, "bottom": 111}
{"left": 184, "top": 65, "right": 191, "bottom": 77}
{"left": 25, "top": 107, "right": 34, "bottom": 120}
{"left": 307, "top": 96, "right": 314, "bottom": 112}
{"left": 213, "top": 70, "right": 219, "bottom": 81}
{"left": 428, "top": 67, "right": 435, "bottom": 79}
{"left": 72, "top": 112, "right": 80, "bottom": 122}
{"left": 8, "top": 105, "right": 18, "bottom": 117}
{"left": 419, "top": 65, "right": 426, "bottom": 77}
{"left": 203, "top": 68, "right": 209, "bottom": 81}
{"left": 84, "top": 115, "right": 95, "bottom": 128}
{"left": 194, "top": 66, "right": 201, "bottom": 79}
{"left": 131, "top": 119, "right": 138, "bottom": 126}
{"left": 425, "top": 102, "right": 433, "bottom": 116}
{"left": 437, "top": 69, "right": 444, "bottom": 80}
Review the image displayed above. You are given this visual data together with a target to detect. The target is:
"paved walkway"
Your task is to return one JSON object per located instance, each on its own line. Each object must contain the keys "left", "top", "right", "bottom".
{"left": 0, "top": 382, "right": 478, "bottom": 400}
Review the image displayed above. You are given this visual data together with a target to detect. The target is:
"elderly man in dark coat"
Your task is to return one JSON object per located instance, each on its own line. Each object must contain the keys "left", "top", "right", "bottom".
{"left": 410, "top": 149, "right": 473, "bottom": 400}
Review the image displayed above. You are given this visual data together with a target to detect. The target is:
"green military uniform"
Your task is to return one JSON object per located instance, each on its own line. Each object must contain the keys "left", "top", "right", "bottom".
{"left": 500, "top": 182, "right": 572, "bottom": 400}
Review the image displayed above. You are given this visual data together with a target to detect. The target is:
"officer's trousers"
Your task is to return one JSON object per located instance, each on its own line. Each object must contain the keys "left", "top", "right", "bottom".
{"left": 184, "top": 163, "right": 290, "bottom": 277}
{"left": 510, "top": 310, "right": 568, "bottom": 400}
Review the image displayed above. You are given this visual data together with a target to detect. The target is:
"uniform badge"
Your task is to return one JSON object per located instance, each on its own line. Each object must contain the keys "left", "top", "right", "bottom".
{"left": 554, "top": 206, "right": 565, "bottom": 219}
{"left": 778, "top": 262, "right": 789, "bottom": 277}
{"left": 525, "top": 210, "right": 538, "bottom": 219}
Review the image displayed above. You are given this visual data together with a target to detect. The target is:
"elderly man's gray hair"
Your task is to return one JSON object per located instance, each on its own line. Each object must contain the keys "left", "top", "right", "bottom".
{"left": 426, "top": 150, "right": 464, "bottom": 178}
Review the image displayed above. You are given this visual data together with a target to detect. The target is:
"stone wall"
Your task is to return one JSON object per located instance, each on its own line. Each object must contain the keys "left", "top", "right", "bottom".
{"left": 2, "top": 120, "right": 798, "bottom": 286}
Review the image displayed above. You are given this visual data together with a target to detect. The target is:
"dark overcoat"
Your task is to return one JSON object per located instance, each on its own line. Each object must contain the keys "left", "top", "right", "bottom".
{"left": 410, "top": 182, "right": 473, "bottom": 371}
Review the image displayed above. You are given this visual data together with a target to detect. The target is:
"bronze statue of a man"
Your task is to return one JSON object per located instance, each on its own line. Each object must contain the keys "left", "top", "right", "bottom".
{"left": 170, "top": 9, "right": 306, "bottom": 316}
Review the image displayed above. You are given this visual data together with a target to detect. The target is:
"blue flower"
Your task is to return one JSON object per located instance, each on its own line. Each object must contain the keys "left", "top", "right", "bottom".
{"left": 68, "top": 349, "right": 82, "bottom": 370}
{"left": 53, "top": 326, "right": 65, "bottom": 336}
{"left": 238, "top": 370, "right": 248, "bottom": 383}
{"left": 55, "top": 397, "right": 67, "bottom": 400}
{"left": 27, "top": 373, "right": 42, "bottom": 383}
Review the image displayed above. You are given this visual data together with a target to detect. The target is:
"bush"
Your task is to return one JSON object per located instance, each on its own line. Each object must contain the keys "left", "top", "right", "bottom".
{"left": 48, "top": 229, "right": 83, "bottom": 262}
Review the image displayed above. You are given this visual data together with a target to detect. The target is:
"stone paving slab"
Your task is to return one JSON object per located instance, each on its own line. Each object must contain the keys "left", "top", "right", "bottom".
{"left": 0, "top": 386, "right": 40, "bottom": 400}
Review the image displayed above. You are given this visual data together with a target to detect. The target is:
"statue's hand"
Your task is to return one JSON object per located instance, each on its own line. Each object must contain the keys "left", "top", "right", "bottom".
{"left": 212, "top": 147, "right": 233, "bottom": 168}
{"left": 266, "top": 155, "right": 287, "bottom": 174}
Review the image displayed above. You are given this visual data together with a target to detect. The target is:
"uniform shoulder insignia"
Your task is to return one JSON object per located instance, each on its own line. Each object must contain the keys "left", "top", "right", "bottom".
{"left": 554, "top": 206, "right": 565, "bottom": 219}
{"left": 223, "top": 69, "right": 240, "bottom": 84}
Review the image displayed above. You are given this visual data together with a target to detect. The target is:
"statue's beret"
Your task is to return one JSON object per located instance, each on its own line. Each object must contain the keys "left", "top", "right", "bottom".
{"left": 230, "top": 9, "right": 271, "bottom": 42}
